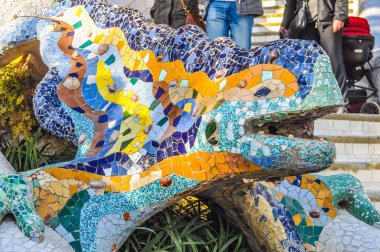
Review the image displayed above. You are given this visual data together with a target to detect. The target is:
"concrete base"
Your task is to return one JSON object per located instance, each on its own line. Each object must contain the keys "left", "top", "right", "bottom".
{"left": 0, "top": 217, "right": 73, "bottom": 252}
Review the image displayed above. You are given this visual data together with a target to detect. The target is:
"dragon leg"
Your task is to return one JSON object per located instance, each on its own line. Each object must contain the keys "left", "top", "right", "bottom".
{"left": 0, "top": 174, "right": 45, "bottom": 242}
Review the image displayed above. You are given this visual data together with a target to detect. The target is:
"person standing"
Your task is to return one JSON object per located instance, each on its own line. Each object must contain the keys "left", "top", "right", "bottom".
{"left": 203, "top": 0, "right": 263, "bottom": 50}
{"left": 150, "top": 0, "right": 200, "bottom": 29}
{"left": 280, "top": 0, "right": 348, "bottom": 92}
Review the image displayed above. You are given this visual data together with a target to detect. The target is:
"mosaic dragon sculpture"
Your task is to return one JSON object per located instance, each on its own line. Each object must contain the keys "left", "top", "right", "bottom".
{"left": 0, "top": 0, "right": 379, "bottom": 251}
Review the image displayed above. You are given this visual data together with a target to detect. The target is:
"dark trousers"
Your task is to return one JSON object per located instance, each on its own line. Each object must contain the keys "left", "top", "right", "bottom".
{"left": 299, "top": 22, "right": 347, "bottom": 96}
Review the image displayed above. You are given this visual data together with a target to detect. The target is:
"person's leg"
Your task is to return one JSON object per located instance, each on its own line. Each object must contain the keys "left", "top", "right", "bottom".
{"left": 205, "top": 1, "right": 229, "bottom": 41}
{"left": 299, "top": 22, "right": 320, "bottom": 43}
{"left": 227, "top": 2, "right": 254, "bottom": 49}
{"left": 318, "top": 24, "right": 346, "bottom": 94}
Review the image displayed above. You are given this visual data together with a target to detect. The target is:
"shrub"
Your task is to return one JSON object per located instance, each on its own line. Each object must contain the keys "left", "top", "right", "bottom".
{"left": 0, "top": 56, "right": 37, "bottom": 139}
{"left": 122, "top": 197, "right": 250, "bottom": 252}
{"left": 0, "top": 127, "right": 76, "bottom": 172}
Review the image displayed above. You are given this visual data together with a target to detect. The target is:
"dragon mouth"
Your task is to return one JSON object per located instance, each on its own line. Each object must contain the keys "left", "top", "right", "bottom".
{"left": 248, "top": 119, "right": 314, "bottom": 139}
{"left": 245, "top": 106, "right": 338, "bottom": 140}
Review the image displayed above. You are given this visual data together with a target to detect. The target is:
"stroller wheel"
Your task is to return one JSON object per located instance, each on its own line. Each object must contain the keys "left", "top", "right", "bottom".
{"left": 360, "top": 101, "right": 380, "bottom": 114}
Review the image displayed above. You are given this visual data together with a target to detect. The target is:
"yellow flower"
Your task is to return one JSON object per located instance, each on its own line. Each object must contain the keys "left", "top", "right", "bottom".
{"left": 16, "top": 95, "right": 24, "bottom": 105}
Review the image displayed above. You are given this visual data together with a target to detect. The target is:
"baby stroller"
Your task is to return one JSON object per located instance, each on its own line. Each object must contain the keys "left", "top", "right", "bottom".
{"left": 343, "top": 16, "right": 380, "bottom": 114}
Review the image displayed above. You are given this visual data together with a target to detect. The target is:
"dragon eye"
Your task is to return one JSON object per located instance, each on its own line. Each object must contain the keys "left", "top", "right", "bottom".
{"left": 205, "top": 120, "right": 219, "bottom": 146}
{"left": 206, "top": 120, "right": 217, "bottom": 139}
{"left": 254, "top": 87, "right": 271, "bottom": 97}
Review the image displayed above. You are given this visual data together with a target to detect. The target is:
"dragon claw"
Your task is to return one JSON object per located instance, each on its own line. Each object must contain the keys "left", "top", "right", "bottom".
{"left": 0, "top": 174, "right": 45, "bottom": 242}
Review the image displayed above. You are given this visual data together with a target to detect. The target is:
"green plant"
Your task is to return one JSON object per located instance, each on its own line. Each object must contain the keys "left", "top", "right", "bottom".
{"left": 0, "top": 128, "right": 76, "bottom": 172}
{"left": 0, "top": 129, "right": 49, "bottom": 172}
{"left": 122, "top": 197, "right": 250, "bottom": 252}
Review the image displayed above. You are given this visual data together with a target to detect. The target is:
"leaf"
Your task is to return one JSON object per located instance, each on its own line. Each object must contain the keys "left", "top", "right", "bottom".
{"left": 219, "top": 235, "right": 239, "bottom": 251}
{"left": 121, "top": 198, "right": 249, "bottom": 252}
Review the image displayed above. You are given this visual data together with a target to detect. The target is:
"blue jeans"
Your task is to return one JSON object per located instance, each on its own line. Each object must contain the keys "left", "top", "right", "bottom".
{"left": 206, "top": 1, "right": 254, "bottom": 50}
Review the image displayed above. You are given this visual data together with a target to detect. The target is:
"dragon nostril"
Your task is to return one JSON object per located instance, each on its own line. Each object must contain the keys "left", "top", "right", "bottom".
{"left": 268, "top": 125, "right": 278, "bottom": 134}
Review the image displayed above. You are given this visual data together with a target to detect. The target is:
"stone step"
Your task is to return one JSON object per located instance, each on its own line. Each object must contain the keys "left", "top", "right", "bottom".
{"left": 251, "top": 35, "right": 280, "bottom": 48}
{"left": 314, "top": 114, "right": 380, "bottom": 164}
{"left": 251, "top": 34, "right": 280, "bottom": 48}
{"left": 261, "top": 0, "right": 286, "bottom": 8}
{"left": 314, "top": 114, "right": 380, "bottom": 138}
{"left": 253, "top": 24, "right": 282, "bottom": 35}
{"left": 263, "top": 6, "right": 285, "bottom": 15}
{"left": 254, "top": 22, "right": 282, "bottom": 28}
{"left": 256, "top": 14, "right": 284, "bottom": 24}
{"left": 262, "top": 12, "right": 284, "bottom": 18}
{"left": 334, "top": 146, "right": 380, "bottom": 164}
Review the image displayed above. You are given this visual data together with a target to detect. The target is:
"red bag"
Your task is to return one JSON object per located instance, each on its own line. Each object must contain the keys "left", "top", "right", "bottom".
{"left": 180, "top": 0, "right": 206, "bottom": 32}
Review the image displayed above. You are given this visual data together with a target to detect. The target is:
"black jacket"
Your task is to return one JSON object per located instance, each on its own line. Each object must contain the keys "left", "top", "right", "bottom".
{"left": 281, "top": 0, "right": 348, "bottom": 29}
{"left": 150, "top": 0, "right": 200, "bottom": 29}
{"left": 203, "top": 0, "right": 263, "bottom": 18}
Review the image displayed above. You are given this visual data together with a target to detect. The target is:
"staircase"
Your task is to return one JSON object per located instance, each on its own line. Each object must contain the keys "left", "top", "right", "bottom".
{"left": 314, "top": 114, "right": 380, "bottom": 210}
{"left": 121, "top": 0, "right": 360, "bottom": 47}
{"left": 252, "top": 0, "right": 360, "bottom": 47}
